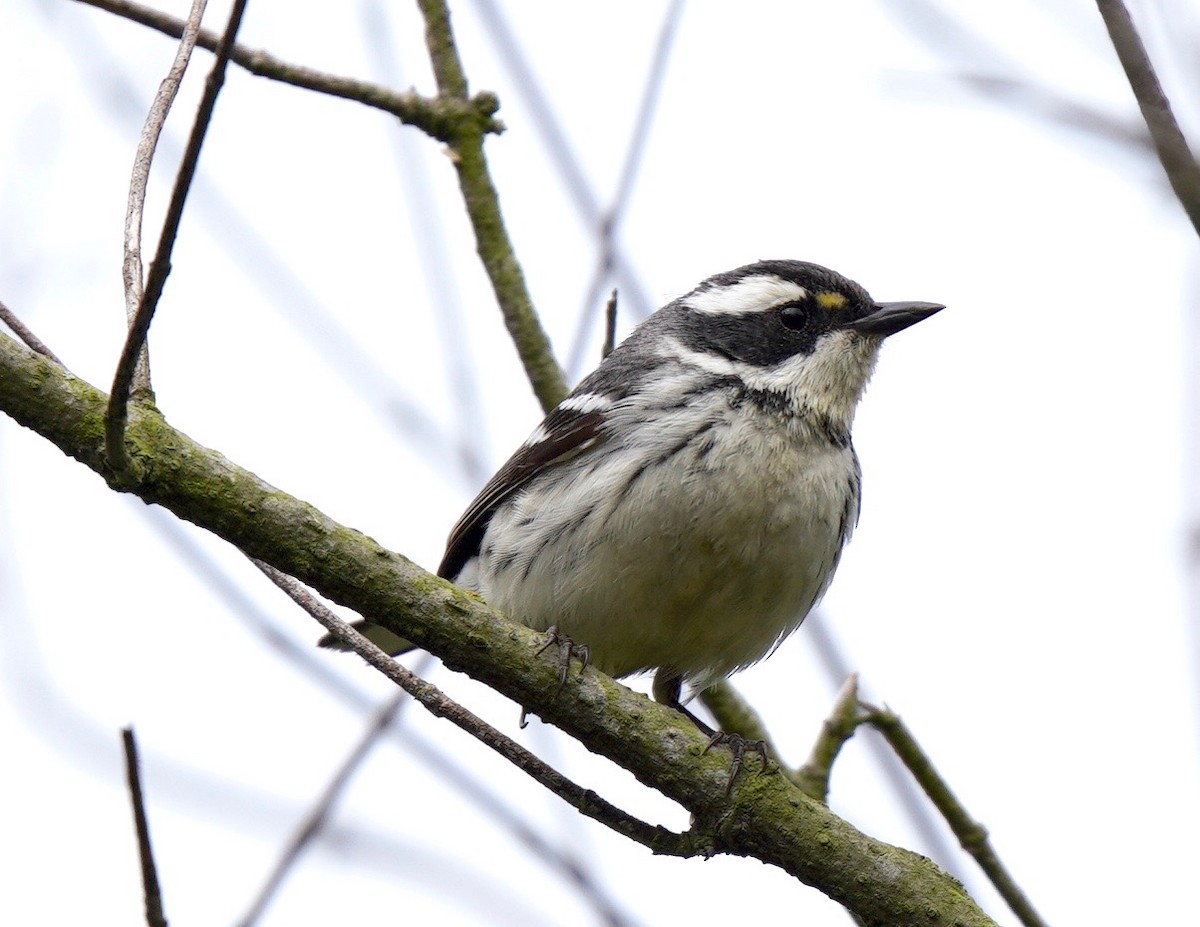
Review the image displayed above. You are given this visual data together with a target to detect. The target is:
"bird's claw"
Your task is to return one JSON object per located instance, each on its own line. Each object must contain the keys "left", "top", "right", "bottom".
{"left": 704, "top": 731, "right": 772, "bottom": 795}
{"left": 536, "top": 626, "right": 589, "bottom": 695}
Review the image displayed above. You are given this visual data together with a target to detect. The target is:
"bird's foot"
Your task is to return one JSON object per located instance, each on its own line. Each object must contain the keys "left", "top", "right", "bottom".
{"left": 703, "top": 731, "right": 772, "bottom": 795}
{"left": 535, "top": 625, "right": 590, "bottom": 696}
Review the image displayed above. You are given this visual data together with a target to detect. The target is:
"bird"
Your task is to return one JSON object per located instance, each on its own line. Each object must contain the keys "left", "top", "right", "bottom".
{"left": 322, "top": 260, "right": 942, "bottom": 732}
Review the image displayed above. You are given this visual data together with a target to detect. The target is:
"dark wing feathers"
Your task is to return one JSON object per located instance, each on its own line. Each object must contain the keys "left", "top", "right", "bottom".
{"left": 437, "top": 406, "right": 607, "bottom": 580}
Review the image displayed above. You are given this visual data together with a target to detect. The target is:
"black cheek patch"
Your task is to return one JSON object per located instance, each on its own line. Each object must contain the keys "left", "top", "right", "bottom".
{"left": 700, "top": 311, "right": 819, "bottom": 366}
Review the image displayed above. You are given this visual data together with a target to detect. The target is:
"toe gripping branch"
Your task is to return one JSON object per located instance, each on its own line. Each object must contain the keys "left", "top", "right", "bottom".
{"left": 525, "top": 636, "right": 770, "bottom": 792}
{"left": 521, "top": 626, "right": 590, "bottom": 728}
{"left": 703, "top": 732, "right": 772, "bottom": 795}
{"left": 654, "top": 670, "right": 772, "bottom": 793}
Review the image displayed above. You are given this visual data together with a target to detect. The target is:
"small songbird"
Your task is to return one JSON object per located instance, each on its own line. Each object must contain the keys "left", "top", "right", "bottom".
{"left": 323, "top": 260, "right": 942, "bottom": 727}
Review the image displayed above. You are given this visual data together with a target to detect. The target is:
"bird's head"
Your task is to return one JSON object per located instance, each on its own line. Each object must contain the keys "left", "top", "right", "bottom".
{"left": 656, "top": 260, "right": 943, "bottom": 433}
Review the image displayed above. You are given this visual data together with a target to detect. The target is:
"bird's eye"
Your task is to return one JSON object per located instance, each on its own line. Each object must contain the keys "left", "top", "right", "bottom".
{"left": 777, "top": 302, "right": 810, "bottom": 332}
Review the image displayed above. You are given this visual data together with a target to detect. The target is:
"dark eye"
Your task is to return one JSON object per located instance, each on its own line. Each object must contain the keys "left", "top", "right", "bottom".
{"left": 777, "top": 302, "right": 811, "bottom": 332}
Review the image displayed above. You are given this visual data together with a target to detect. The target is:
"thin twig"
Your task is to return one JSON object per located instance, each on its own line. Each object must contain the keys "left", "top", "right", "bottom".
{"left": 403, "top": 729, "right": 638, "bottom": 927}
{"left": 104, "top": 0, "right": 250, "bottom": 475}
{"left": 806, "top": 614, "right": 964, "bottom": 873}
{"left": 54, "top": 14, "right": 470, "bottom": 474}
{"left": 122, "top": 727, "right": 169, "bottom": 927}
{"left": 74, "top": 0, "right": 502, "bottom": 140}
{"left": 238, "top": 693, "right": 406, "bottom": 927}
{"left": 122, "top": 0, "right": 208, "bottom": 399}
{"left": 793, "top": 674, "right": 864, "bottom": 803}
{"left": 601, "top": 289, "right": 618, "bottom": 360}
{"left": 1095, "top": 0, "right": 1200, "bottom": 237}
{"left": 0, "top": 299, "right": 64, "bottom": 366}
{"left": 249, "top": 560, "right": 695, "bottom": 856}
{"left": 415, "top": 0, "right": 568, "bottom": 412}
{"left": 144, "top": 511, "right": 632, "bottom": 927}
{"left": 863, "top": 705, "right": 1050, "bottom": 927}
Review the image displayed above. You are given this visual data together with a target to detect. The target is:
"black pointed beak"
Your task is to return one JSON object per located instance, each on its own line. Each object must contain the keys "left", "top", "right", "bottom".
{"left": 844, "top": 301, "right": 944, "bottom": 337}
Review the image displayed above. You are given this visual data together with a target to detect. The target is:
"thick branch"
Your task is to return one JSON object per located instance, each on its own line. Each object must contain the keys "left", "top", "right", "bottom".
{"left": 0, "top": 333, "right": 994, "bottom": 925}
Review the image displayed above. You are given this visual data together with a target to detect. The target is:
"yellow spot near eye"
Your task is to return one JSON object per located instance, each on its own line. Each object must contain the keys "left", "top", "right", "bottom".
{"left": 815, "top": 291, "right": 847, "bottom": 310}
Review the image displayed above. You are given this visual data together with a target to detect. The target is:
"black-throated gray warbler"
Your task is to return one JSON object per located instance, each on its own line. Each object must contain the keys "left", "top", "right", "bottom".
{"left": 324, "top": 260, "right": 942, "bottom": 725}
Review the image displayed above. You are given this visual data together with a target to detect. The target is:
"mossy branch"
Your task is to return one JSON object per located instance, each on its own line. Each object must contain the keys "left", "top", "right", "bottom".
{"left": 0, "top": 331, "right": 994, "bottom": 926}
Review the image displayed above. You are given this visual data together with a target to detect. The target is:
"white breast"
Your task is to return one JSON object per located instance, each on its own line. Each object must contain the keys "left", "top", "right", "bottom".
{"left": 469, "top": 388, "right": 861, "bottom": 691}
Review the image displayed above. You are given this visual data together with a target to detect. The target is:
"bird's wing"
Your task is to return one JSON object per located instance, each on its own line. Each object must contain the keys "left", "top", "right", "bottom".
{"left": 438, "top": 403, "right": 608, "bottom": 580}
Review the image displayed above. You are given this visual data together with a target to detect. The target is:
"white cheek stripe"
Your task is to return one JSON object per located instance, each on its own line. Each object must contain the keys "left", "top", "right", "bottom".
{"left": 683, "top": 276, "right": 807, "bottom": 316}
{"left": 659, "top": 338, "right": 805, "bottom": 398}
{"left": 657, "top": 335, "right": 861, "bottom": 421}
{"left": 660, "top": 337, "right": 747, "bottom": 379}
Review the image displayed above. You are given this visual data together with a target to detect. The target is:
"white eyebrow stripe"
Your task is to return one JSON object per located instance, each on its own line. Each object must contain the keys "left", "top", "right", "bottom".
{"left": 682, "top": 276, "right": 807, "bottom": 315}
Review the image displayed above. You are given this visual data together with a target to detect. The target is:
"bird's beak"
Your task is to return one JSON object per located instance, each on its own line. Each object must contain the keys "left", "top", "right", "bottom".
{"left": 844, "top": 301, "right": 944, "bottom": 337}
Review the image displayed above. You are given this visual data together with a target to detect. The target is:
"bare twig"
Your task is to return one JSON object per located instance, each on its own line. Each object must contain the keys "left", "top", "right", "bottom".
{"left": 121, "top": 0, "right": 208, "bottom": 399}
{"left": 793, "top": 674, "right": 864, "bottom": 803}
{"left": 1096, "top": 0, "right": 1200, "bottom": 237}
{"left": 104, "top": 0, "right": 250, "bottom": 475}
{"left": 248, "top": 560, "right": 694, "bottom": 857}
{"left": 402, "top": 729, "right": 638, "bottom": 927}
{"left": 415, "top": 0, "right": 568, "bottom": 412}
{"left": 238, "top": 693, "right": 406, "bottom": 927}
{"left": 863, "top": 705, "right": 1049, "bottom": 927}
{"left": 122, "top": 727, "right": 169, "bottom": 927}
{"left": 806, "top": 615, "right": 964, "bottom": 872}
{"left": 601, "top": 289, "right": 618, "bottom": 360}
{"left": 75, "top": 0, "right": 501, "bottom": 140}
{"left": 0, "top": 299, "right": 64, "bottom": 366}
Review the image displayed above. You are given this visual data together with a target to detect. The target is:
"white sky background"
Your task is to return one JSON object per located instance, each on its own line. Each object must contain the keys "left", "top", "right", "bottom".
{"left": 1, "top": 1, "right": 1198, "bottom": 925}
